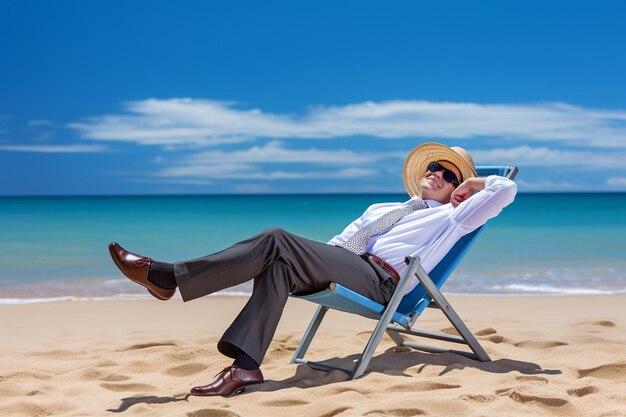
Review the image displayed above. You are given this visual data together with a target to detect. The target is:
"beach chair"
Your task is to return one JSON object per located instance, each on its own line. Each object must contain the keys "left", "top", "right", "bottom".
{"left": 289, "top": 165, "right": 518, "bottom": 379}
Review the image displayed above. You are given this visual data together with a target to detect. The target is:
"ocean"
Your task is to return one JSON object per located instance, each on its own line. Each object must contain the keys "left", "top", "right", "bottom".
{"left": 1, "top": 193, "right": 625, "bottom": 303}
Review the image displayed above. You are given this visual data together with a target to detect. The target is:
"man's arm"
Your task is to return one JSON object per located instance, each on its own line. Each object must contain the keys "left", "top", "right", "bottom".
{"left": 450, "top": 177, "right": 487, "bottom": 207}
{"left": 449, "top": 175, "right": 517, "bottom": 232}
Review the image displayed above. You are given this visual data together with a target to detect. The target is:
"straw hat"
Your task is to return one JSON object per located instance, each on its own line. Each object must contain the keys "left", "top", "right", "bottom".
{"left": 403, "top": 142, "right": 477, "bottom": 197}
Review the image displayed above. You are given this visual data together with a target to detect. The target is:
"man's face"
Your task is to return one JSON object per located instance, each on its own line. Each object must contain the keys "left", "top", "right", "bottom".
{"left": 419, "top": 161, "right": 461, "bottom": 204}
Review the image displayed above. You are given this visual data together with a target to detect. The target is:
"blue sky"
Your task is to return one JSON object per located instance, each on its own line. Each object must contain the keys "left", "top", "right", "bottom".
{"left": 1, "top": 0, "right": 626, "bottom": 195}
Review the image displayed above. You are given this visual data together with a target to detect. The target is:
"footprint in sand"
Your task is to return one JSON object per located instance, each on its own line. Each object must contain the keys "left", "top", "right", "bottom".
{"left": 333, "top": 386, "right": 374, "bottom": 395}
{"left": 163, "top": 363, "right": 208, "bottom": 377}
{"left": 120, "top": 342, "right": 178, "bottom": 351}
{"left": 567, "top": 386, "right": 599, "bottom": 397}
{"left": 515, "top": 375, "right": 548, "bottom": 383}
{"left": 100, "top": 374, "right": 131, "bottom": 382}
{"left": 440, "top": 326, "right": 460, "bottom": 335}
{"left": 163, "top": 349, "right": 211, "bottom": 362}
{"left": 514, "top": 340, "right": 568, "bottom": 348}
{"left": 95, "top": 359, "right": 119, "bottom": 368}
{"left": 3, "top": 371, "right": 53, "bottom": 381}
{"left": 388, "top": 381, "right": 461, "bottom": 392}
{"left": 589, "top": 320, "right": 616, "bottom": 327}
{"left": 318, "top": 407, "right": 351, "bottom": 417}
{"left": 365, "top": 408, "right": 427, "bottom": 416}
{"left": 495, "top": 388, "right": 569, "bottom": 407}
{"left": 99, "top": 382, "right": 157, "bottom": 392}
{"left": 187, "top": 410, "right": 242, "bottom": 417}
{"left": 79, "top": 369, "right": 130, "bottom": 382}
{"left": 483, "top": 334, "right": 512, "bottom": 344}
{"left": 459, "top": 394, "right": 496, "bottom": 403}
{"left": 576, "top": 320, "right": 616, "bottom": 328}
{"left": 265, "top": 344, "right": 297, "bottom": 361}
{"left": 475, "top": 327, "right": 498, "bottom": 336}
{"left": 262, "top": 399, "right": 310, "bottom": 407}
{"left": 577, "top": 362, "right": 626, "bottom": 381}
{"left": 269, "top": 343, "right": 296, "bottom": 353}
{"left": 124, "top": 360, "right": 158, "bottom": 373}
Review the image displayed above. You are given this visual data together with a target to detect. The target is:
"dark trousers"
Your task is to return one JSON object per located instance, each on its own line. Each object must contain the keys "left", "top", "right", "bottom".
{"left": 173, "top": 227, "right": 397, "bottom": 365}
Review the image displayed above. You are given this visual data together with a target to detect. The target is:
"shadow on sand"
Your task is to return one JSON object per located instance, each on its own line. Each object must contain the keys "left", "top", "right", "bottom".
{"left": 107, "top": 394, "right": 190, "bottom": 413}
{"left": 106, "top": 349, "right": 562, "bottom": 410}
{"left": 252, "top": 348, "right": 562, "bottom": 394}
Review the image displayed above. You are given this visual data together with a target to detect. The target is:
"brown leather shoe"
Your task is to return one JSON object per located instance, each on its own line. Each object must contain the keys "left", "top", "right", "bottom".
{"left": 190, "top": 366, "right": 264, "bottom": 396}
{"left": 108, "top": 242, "right": 175, "bottom": 301}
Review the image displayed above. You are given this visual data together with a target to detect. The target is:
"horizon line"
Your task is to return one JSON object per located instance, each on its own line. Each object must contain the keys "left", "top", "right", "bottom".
{"left": 2, "top": 190, "right": 626, "bottom": 198}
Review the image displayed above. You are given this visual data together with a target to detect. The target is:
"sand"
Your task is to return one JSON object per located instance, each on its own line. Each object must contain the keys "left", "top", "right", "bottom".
{"left": 1, "top": 294, "right": 625, "bottom": 417}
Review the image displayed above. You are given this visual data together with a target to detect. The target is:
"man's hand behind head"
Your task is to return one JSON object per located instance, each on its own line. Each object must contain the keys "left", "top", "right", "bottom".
{"left": 450, "top": 177, "right": 486, "bottom": 207}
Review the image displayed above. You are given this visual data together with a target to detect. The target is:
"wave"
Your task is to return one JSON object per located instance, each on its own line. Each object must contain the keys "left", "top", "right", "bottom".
{"left": 481, "top": 284, "right": 621, "bottom": 295}
{"left": 0, "top": 291, "right": 255, "bottom": 305}
{"left": 1, "top": 266, "right": 625, "bottom": 303}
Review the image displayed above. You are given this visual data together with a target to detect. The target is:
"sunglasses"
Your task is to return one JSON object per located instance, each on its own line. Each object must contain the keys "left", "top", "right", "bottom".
{"left": 427, "top": 162, "right": 460, "bottom": 187}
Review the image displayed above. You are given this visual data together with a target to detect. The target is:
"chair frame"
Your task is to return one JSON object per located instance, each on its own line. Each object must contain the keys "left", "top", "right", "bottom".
{"left": 290, "top": 166, "right": 518, "bottom": 379}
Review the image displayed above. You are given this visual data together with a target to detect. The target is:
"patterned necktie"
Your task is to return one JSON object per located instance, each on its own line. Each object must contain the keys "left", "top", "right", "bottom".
{"left": 340, "top": 199, "right": 430, "bottom": 255}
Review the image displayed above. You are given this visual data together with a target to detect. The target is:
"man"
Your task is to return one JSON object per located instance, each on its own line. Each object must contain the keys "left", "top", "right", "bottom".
{"left": 108, "top": 142, "right": 517, "bottom": 396}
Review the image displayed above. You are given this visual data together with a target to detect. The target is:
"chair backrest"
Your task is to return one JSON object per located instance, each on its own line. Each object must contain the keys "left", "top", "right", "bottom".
{"left": 395, "top": 165, "right": 518, "bottom": 317}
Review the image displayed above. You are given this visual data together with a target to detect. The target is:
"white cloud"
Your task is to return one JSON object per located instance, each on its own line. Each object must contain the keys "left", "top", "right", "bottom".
{"left": 0, "top": 144, "right": 109, "bottom": 153}
{"left": 69, "top": 98, "right": 626, "bottom": 148}
{"left": 606, "top": 177, "right": 626, "bottom": 187}
{"left": 159, "top": 163, "right": 257, "bottom": 178}
{"left": 156, "top": 141, "right": 626, "bottom": 183}
{"left": 177, "top": 140, "right": 402, "bottom": 165}
{"left": 515, "top": 179, "right": 585, "bottom": 191}
{"left": 470, "top": 146, "right": 626, "bottom": 169}
{"left": 127, "top": 178, "right": 214, "bottom": 185}
{"left": 158, "top": 164, "right": 376, "bottom": 180}
{"left": 257, "top": 167, "right": 376, "bottom": 179}
{"left": 154, "top": 141, "right": 388, "bottom": 180}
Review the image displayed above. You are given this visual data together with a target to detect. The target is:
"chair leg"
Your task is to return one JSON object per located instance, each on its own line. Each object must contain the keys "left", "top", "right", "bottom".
{"left": 350, "top": 257, "right": 421, "bottom": 379}
{"left": 350, "top": 312, "right": 393, "bottom": 379}
{"left": 414, "top": 264, "right": 491, "bottom": 362}
{"left": 292, "top": 257, "right": 423, "bottom": 379}
{"left": 291, "top": 305, "right": 328, "bottom": 364}
{"left": 386, "top": 328, "right": 405, "bottom": 347}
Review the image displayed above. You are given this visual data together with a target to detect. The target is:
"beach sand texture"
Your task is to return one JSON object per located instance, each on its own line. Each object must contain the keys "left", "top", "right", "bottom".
{"left": 1, "top": 295, "right": 625, "bottom": 417}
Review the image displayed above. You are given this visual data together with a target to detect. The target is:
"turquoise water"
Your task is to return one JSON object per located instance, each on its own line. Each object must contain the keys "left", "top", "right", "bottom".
{"left": 1, "top": 193, "right": 625, "bottom": 302}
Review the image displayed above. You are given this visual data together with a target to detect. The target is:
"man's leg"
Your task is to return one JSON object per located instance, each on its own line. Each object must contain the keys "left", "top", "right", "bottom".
{"left": 181, "top": 228, "right": 392, "bottom": 361}
{"left": 186, "top": 228, "right": 396, "bottom": 396}
{"left": 216, "top": 260, "right": 293, "bottom": 366}
{"left": 114, "top": 227, "right": 395, "bottom": 396}
{"left": 173, "top": 227, "right": 393, "bottom": 305}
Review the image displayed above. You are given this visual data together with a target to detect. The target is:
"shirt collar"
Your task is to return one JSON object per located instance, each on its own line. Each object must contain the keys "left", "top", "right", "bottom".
{"left": 407, "top": 195, "right": 443, "bottom": 208}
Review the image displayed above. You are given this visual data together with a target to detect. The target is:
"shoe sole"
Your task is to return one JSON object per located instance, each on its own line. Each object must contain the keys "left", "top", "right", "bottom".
{"left": 108, "top": 244, "right": 172, "bottom": 301}
{"left": 230, "top": 381, "right": 264, "bottom": 396}
{"left": 190, "top": 381, "right": 264, "bottom": 397}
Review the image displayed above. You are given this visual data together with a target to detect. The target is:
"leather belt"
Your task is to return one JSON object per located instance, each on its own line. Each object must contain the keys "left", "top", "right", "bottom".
{"left": 361, "top": 253, "right": 401, "bottom": 283}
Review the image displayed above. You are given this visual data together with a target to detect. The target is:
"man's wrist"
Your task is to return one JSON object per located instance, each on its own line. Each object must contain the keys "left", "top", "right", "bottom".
{"left": 464, "top": 177, "right": 486, "bottom": 191}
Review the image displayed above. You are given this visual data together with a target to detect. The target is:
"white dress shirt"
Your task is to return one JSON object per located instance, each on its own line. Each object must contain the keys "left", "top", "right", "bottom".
{"left": 327, "top": 175, "right": 518, "bottom": 293}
